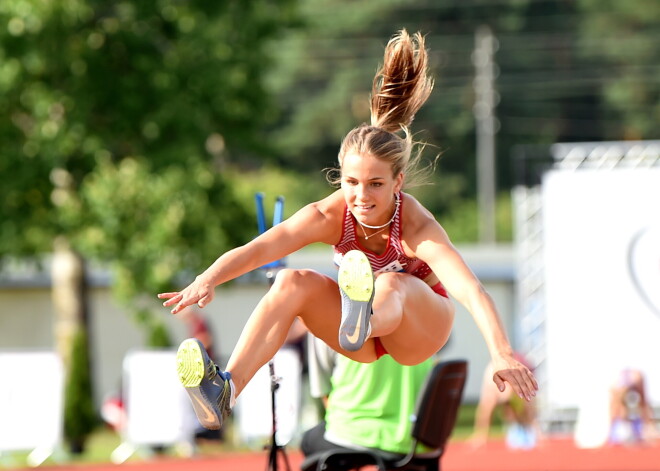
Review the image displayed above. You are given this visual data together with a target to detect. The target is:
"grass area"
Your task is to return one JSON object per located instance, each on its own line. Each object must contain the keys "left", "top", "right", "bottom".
{"left": 3, "top": 427, "right": 121, "bottom": 468}
{"left": 3, "top": 426, "right": 245, "bottom": 468}
{"left": 2, "top": 405, "right": 503, "bottom": 468}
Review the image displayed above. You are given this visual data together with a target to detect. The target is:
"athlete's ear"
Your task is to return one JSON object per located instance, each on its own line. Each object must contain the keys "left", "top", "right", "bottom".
{"left": 394, "top": 172, "right": 404, "bottom": 192}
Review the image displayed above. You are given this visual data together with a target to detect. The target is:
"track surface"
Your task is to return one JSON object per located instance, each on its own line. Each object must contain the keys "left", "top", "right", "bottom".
{"left": 18, "top": 438, "right": 660, "bottom": 471}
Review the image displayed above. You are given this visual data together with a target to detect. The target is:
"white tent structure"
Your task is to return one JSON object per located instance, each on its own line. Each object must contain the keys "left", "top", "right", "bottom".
{"left": 514, "top": 140, "right": 660, "bottom": 441}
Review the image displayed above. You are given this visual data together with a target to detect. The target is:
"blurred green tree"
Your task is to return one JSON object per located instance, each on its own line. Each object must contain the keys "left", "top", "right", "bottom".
{"left": 577, "top": 0, "right": 660, "bottom": 140}
{"left": 0, "top": 0, "right": 298, "bottom": 327}
{"left": 0, "top": 0, "right": 298, "bottom": 444}
{"left": 63, "top": 327, "right": 97, "bottom": 453}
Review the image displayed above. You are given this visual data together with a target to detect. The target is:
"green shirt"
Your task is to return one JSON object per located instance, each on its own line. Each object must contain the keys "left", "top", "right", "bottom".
{"left": 324, "top": 354, "right": 433, "bottom": 454}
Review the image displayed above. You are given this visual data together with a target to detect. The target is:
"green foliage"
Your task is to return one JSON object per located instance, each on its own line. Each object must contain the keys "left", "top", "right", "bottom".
{"left": 147, "top": 317, "right": 173, "bottom": 348}
{"left": 0, "top": 0, "right": 298, "bottom": 325}
{"left": 0, "top": 0, "right": 299, "bottom": 252}
{"left": 577, "top": 0, "right": 660, "bottom": 139}
{"left": 64, "top": 157, "right": 251, "bottom": 303}
{"left": 438, "top": 192, "right": 513, "bottom": 243}
{"left": 63, "top": 327, "right": 98, "bottom": 453}
{"left": 228, "top": 164, "right": 334, "bottom": 219}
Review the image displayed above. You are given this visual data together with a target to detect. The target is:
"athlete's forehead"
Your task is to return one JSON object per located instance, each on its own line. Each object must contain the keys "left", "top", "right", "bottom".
{"left": 341, "top": 152, "right": 393, "bottom": 180}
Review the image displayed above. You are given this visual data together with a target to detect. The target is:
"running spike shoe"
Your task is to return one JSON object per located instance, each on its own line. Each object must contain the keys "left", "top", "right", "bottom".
{"left": 338, "top": 250, "right": 374, "bottom": 351}
{"left": 176, "top": 338, "right": 232, "bottom": 430}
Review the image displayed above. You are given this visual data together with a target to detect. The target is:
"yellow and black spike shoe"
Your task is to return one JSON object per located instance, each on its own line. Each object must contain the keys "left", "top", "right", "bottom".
{"left": 176, "top": 338, "right": 232, "bottom": 430}
{"left": 337, "top": 250, "right": 375, "bottom": 352}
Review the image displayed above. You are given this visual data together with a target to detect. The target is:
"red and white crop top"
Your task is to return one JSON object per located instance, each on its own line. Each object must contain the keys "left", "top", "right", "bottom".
{"left": 333, "top": 192, "right": 434, "bottom": 280}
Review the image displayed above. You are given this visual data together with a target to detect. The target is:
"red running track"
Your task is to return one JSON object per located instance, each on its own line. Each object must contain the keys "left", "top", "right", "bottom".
{"left": 442, "top": 438, "right": 660, "bottom": 471}
{"left": 19, "top": 438, "right": 660, "bottom": 471}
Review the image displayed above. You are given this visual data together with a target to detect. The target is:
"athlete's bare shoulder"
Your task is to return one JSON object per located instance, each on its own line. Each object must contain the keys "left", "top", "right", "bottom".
{"left": 400, "top": 192, "right": 448, "bottom": 251}
{"left": 293, "top": 189, "right": 345, "bottom": 244}
{"left": 311, "top": 189, "right": 344, "bottom": 212}
{"left": 401, "top": 192, "right": 437, "bottom": 228}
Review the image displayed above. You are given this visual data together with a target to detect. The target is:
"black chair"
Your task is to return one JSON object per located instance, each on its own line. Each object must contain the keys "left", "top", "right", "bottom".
{"left": 300, "top": 359, "right": 468, "bottom": 471}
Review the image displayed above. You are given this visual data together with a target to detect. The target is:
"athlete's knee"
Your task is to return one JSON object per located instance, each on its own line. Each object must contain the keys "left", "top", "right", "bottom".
{"left": 273, "top": 268, "right": 323, "bottom": 291}
{"left": 374, "top": 271, "right": 407, "bottom": 294}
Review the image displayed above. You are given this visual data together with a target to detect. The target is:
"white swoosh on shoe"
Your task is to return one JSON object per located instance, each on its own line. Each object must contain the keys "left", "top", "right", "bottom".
{"left": 188, "top": 393, "right": 219, "bottom": 429}
{"left": 345, "top": 306, "right": 364, "bottom": 344}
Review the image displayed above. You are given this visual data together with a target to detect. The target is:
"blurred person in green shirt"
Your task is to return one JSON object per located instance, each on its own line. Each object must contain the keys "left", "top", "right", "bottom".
{"left": 301, "top": 335, "right": 434, "bottom": 457}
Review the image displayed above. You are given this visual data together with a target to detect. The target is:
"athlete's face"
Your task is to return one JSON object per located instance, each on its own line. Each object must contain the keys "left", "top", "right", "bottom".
{"left": 341, "top": 152, "right": 403, "bottom": 226}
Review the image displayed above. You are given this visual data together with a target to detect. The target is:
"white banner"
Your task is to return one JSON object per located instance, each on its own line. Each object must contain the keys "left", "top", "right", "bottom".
{"left": 234, "top": 347, "right": 302, "bottom": 447}
{"left": 542, "top": 168, "right": 660, "bottom": 410}
{"left": 0, "top": 352, "right": 63, "bottom": 452}
{"left": 122, "top": 349, "right": 193, "bottom": 446}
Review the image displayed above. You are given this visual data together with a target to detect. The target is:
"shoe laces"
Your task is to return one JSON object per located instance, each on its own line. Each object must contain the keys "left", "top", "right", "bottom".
{"left": 206, "top": 361, "right": 218, "bottom": 380}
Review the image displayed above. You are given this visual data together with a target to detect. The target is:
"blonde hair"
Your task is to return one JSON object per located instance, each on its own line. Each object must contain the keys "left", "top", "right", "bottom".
{"left": 328, "top": 29, "right": 434, "bottom": 187}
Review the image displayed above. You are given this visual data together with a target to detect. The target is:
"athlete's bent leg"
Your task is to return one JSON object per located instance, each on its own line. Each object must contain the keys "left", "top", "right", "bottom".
{"left": 372, "top": 272, "right": 455, "bottom": 365}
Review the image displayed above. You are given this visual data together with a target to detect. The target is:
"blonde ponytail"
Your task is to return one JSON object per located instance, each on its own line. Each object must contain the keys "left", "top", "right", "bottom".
{"left": 330, "top": 29, "right": 435, "bottom": 188}
{"left": 371, "top": 30, "right": 434, "bottom": 134}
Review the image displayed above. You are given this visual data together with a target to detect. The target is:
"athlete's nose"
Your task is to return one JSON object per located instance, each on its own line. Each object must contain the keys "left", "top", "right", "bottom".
{"left": 355, "top": 184, "right": 370, "bottom": 202}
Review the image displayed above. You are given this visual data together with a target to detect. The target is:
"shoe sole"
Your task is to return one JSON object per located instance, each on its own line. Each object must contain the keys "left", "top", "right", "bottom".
{"left": 177, "top": 338, "right": 206, "bottom": 387}
{"left": 176, "top": 339, "right": 222, "bottom": 430}
{"left": 338, "top": 250, "right": 374, "bottom": 351}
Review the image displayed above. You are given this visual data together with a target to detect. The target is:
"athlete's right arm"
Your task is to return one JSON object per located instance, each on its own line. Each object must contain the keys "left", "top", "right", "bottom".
{"left": 158, "top": 191, "right": 344, "bottom": 314}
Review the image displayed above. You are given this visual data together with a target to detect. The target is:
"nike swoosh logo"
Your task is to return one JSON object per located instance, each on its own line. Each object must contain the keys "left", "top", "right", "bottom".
{"left": 188, "top": 392, "right": 218, "bottom": 427}
{"left": 345, "top": 306, "right": 364, "bottom": 344}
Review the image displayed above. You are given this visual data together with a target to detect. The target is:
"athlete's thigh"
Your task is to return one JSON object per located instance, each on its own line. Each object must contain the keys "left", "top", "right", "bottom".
{"left": 379, "top": 274, "right": 454, "bottom": 365}
{"left": 296, "top": 272, "right": 377, "bottom": 364}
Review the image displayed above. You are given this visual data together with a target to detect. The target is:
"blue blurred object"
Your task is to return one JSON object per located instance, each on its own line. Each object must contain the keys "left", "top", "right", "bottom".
{"left": 255, "top": 192, "right": 286, "bottom": 271}
{"left": 255, "top": 192, "right": 268, "bottom": 235}
{"left": 506, "top": 423, "right": 537, "bottom": 450}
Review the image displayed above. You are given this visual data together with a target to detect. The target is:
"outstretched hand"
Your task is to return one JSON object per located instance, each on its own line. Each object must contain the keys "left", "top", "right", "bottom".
{"left": 492, "top": 354, "right": 538, "bottom": 402}
{"left": 157, "top": 276, "right": 215, "bottom": 315}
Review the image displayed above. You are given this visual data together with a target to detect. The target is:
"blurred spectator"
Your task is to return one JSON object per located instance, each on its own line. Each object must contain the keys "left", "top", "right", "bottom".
{"left": 471, "top": 353, "right": 540, "bottom": 450}
{"left": 179, "top": 306, "right": 216, "bottom": 361}
{"left": 300, "top": 335, "right": 434, "bottom": 459}
{"left": 608, "top": 368, "right": 657, "bottom": 445}
{"left": 100, "top": 388, "right": 125, "bottom": 433}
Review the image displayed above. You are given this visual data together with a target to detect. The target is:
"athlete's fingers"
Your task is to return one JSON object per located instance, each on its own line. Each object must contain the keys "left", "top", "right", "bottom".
{"left": 161, "top": 293, "right": 182, "bottom": 307}
{"left": 531, "top": 370, "right": 539, "bottom": 390}
{"left": 514, "top": 371, "right": 537, "bottom": 401}
{"left": 197, "top": 293, "right": 213, "bottom": 309}
{"left": 505, "top": 372, "right": 528, "bottom": 400}
{"left": 171, "top": 299, "right": 191, "bottom": 315}
{"left": 163, "top": 298, "right": 181, "bottom": 308}
{"left": 512, "top": 366, "right": 538, "bottom": 400}
{"left": 522, "top": 369, "right": 539, "bottom": 396}
{"left": 495, "top": 369, "right": 535, "bottom": 401}
{"left": 493, "top": 372, "right": 506, "bottom": 392}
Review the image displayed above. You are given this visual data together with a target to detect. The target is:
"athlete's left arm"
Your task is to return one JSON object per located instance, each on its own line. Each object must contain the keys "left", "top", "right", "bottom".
{"left": 406, "top": 205, "right": 538, "bottom": 401}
